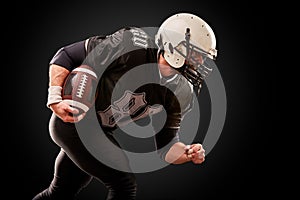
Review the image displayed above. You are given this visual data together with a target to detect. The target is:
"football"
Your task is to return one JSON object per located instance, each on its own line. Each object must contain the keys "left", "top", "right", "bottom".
{"left": 62, "top": 64, "right": 98, "bottom": 115}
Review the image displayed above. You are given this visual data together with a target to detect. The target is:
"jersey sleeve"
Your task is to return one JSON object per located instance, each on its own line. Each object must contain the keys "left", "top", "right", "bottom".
{"left": 49, "top": 40, "right": 86, "bottom": 71}
{"left": 152, "top": 87, "right": 182, "bottom": 160}
{"left": 171, "top": 75, "right": 195, "bottom": 118}
{"left": 153, "top": 76, "right": 195, "bottom": 161}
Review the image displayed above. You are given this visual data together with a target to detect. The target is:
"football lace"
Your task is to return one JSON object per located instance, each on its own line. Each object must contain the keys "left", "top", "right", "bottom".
{"left": 76, "top": 74, "right": 88, "bottom": 98}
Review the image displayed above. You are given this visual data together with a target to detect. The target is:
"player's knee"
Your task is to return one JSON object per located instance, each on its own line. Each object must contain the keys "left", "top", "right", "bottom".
{"left": 106, "top": 173, "right": 137, "bottom": 199}
{"left": 112, "top": 176, "right": 137, "bottom": 193}
{"left": 32, "top": 188, "right": 51, "bottom": 200}
{"left": 33, "top": 182, "right": 79, "bottom": 200}
{"left": 107, "top": 186, "right": 137, "bottom": 200}
{"left": 32, "top": 187, "right": 76, "bottom": 200}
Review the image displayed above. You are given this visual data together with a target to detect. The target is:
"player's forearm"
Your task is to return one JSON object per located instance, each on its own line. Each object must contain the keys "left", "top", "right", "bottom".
{"left": 46, "top": 64, "right": 70, "bottom": 108}
{"left": 165, "top": 142, "right": 190, "bottom": 164}
{"left": 49, "top": 64, "right": 70, "bottom": 86}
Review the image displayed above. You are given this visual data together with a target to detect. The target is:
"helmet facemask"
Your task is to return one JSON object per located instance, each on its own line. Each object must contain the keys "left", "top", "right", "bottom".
{"left": 170, "top": 29, "right": 216, "bottom": 95}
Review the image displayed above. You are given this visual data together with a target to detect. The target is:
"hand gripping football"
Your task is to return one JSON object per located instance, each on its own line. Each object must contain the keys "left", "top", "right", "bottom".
{"left": 62, "top": 65, "right": 98, "bottom": 114}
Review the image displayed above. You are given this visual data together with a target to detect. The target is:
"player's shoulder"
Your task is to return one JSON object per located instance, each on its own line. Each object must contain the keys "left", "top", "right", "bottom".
{"left": 121, "top": 26, "right": 156, "bottom": 50}
{"left": 87, "top": 26, "right": 146, "bottom": 42}
{"left": 86, "top": 26, "right": 154, "bottom": 52}
{"left": 86, "top": 27, "right": 127, "bottom": 50}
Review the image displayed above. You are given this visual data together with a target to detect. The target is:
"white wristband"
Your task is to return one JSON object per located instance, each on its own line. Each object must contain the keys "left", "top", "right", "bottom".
{"left": 46, "top": 86, "right": 63, "bottom": 108}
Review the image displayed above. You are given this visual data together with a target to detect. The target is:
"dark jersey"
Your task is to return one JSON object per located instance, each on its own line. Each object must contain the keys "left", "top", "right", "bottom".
{"left": 49, "top": 27, "right": 194, "bottom": 156}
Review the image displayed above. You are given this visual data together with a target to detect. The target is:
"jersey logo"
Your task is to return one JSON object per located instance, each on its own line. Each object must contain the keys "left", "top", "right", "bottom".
{"left": 98, "top": 90, "right": 162, "bottom": 128}
{"left": 130, "top": 28, "right": 148, "bottom": 49}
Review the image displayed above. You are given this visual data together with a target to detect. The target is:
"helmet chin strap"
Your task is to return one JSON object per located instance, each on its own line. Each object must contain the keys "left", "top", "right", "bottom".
{"left": 158, "top": 47, "right": 203, "bottom": 96}
{"left": 176, "top": 64, "right": 203, "bottom": 96}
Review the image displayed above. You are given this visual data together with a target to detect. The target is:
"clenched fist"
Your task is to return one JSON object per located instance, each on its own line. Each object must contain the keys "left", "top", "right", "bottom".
{"left": 185, "top": 143, "right": 205, "bottom": 164}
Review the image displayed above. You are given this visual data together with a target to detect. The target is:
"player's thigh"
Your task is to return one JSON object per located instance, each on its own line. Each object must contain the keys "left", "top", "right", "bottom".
{"left": 49, "top": 113, "right": 134, "bottom": 187}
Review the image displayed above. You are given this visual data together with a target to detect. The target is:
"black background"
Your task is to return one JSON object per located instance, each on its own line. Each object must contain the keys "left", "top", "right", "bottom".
{"left": 6, "top": 0, "right": 275, "bottom": 199}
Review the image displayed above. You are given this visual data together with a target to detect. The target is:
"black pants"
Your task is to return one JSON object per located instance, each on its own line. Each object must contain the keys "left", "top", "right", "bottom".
{"left": 32, "top": 114, "right": 137, "bottom": 200}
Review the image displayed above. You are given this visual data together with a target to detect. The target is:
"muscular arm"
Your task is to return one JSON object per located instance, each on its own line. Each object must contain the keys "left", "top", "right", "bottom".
{"left": 47, "top": 64, "right": 85, "bottom": 122}
{"left": 47, "top": 40, "right": 88, "bottom": 122}
{"left": 165, "top": 142, "right": 189, "bottom": 164}
{"left": 49, "top": 64, "right": 70, "bottom": 86}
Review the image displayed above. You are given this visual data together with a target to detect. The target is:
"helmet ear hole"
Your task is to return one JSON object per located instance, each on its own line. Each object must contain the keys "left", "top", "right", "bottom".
{"left": 157, "top": 34, "right": 164, "bottom": 49}
{"left": 168, "top": 43, "right": 174, "bottom": 54}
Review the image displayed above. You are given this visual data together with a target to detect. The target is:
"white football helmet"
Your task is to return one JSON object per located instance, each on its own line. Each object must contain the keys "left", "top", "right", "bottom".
{"left": 155, "top": 13, "right": 217, "bottom": 93}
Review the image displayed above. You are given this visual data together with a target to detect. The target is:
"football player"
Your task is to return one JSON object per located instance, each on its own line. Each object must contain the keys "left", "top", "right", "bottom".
{"left": 33, "top": 13, "right": 217, "bottom": 200}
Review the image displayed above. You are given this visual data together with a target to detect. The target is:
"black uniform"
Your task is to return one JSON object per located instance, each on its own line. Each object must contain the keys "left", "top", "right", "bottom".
{"left": 33, "top": 27, "right": 194, "bottom": 200}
